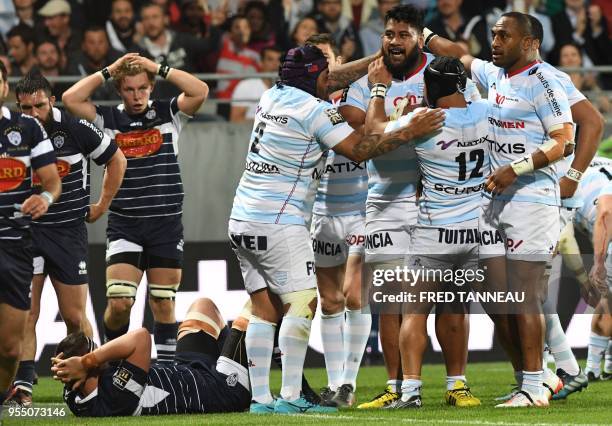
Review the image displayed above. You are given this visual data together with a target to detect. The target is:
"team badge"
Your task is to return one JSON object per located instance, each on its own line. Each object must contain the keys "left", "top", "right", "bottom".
{"left": 145, "top": 109, "right": 156, "bottom": 120}
{"left": 53, "top": 135, "right": 64, "bottom": 148}
{"left": 226, "top": 373, "right": 238, "bottom": 387}
{"left": 7, "top": 131, "right": 21, "bottom": 146}
{"left": 112, "top": 367, "right": 133, "bottom": 390}
{"left": 324, "top": 108, "right": 345, "bottom": 126}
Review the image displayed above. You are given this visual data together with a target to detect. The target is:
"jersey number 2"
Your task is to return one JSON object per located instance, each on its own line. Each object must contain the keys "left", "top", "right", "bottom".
{"left": 455, "top": 149, "right": 485, "bottom": 181}
{"left": 250, "top": 122, "right": 266, "bottom": 154}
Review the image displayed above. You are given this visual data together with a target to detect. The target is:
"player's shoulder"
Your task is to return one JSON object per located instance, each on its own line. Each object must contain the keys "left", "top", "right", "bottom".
{"left": 527, "top": 62, "right": 564, "bottom": 86}
{"left": 350, "top": 74, "right": 369, "bottom": 90}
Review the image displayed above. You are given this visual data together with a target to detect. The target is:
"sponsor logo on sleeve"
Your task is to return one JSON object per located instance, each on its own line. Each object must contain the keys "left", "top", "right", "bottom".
{"left": 112, "top": 367, "right": 133, "bottom": 390}
{"left": 535, "top": 71, "right": 563, "bottom": 117}
{"left": 324, "top": 108, "right": 346, "bottom": 125}
{"left": 78, "top": 119, "right": 105, "bottom": 139}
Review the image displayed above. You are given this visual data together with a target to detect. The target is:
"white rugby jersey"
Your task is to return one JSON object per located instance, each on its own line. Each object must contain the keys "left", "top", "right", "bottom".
{"left": 385, "top": 101, "right": 489, "bottom": 225}
{"left": 312, "top": 150, "right": 367, "bottom": 216}
{"left": 230, "top": 84, "right": 353, "bottom": 225}
{"left": 471, "top": 59, "right": 573, "bottom": 206}
{"left": 574, "top": 158, "right": 612, "bottom": 236}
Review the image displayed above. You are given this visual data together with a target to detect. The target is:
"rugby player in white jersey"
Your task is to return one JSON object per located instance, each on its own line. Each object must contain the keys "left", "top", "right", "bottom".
{"left": 339, "top": 5, "right": 471, "bottom": 408}
{"left": 228, "top": 44, "right": 445, "bottom": 414}
{"left": 426, "top": 12, "right": 574, "bottom": 407}
{"left": 366, "top": 56, "right": 487, "bottom": 408}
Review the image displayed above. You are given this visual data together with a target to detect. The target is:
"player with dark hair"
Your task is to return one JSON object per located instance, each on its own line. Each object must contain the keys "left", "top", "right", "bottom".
{"left": 4, "top": 72, "right": 126, "bottom": 407}
{"left": 0, "top": 61, "right": 61, "bottom": 407}
{"left": 51, "top": 298, "right": 252, "bottom": 416}
{"left": 426, "top": 11, "right": 575, "bottom": 407}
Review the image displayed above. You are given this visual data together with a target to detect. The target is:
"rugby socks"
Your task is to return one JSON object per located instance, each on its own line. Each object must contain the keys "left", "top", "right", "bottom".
{"left": 272, "top": 324, "right": 314, "bottom": 396}
{"left": 605, "top": 341, "right": 612, "bottom": 374}
{"left": 545, "top": 313, "right": 580, "bottom": 375}
{"left": 585, "top": 333, "right": 609, "bottom": 377}
{"left": 245, "top": 316, "right": 275, "bottom": 404}
{"left": 446, "top": 375, "right": 466, "bottom": 390}
{"left": 387, "top": 379, "right": 401, "bottom": 393}
{"left": 320, "top": 311, "right": 344, "bottom": 391}
{"left": 279, "top": 316, "right": 311, "bottom": 401}
{"left": 103, "top": 321, "right": 129, "bottom": 342}
{"left": 13, "top": 360, "right": 35, "bottom": 394}
{"left": 400, "top": 379, "right": 422, "bottom": 401}
{"left": 521, "top": 370, "right": 543, "bottom": 398}
{"left": 342, "top": 309, "right": 371, "bottom": 390}
{"left": 154, "top": 322, "right": 178, "bottom": 364}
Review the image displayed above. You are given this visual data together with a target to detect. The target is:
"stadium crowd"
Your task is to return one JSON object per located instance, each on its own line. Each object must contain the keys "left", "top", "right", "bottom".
{"left": 0, "top": 0, "right": 612, "bottom": 419}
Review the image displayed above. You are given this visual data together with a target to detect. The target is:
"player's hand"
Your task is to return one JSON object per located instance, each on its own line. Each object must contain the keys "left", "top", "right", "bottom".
{"left": 405, "top": 108, "right": 445, "bottom": 139}
{"left": 485, "top": 165, "right": 517, "bottom": 195}
{"left": 21, "top": 194, "right": 50, "bottom": 220}
{"left": 127, "top": 55, "right": 160, "bottom": 74}
{"left": 86, "top": 203, "right": 107, "bottom": 223}
{"left": 579, "top": 277, "right": 602, "bottom": 308}
{"left": 589, "top": 262, "right": 608, "bottom": 299}
{"left": 368, "top": 57, "right": 392, "bottom": 87}
{"left": 560, "top": 176, "right": 578, "bottom": 199}
{"left": 108, "top": 52, "right": 140, "bottom": 75}
{"left": 51, "top": 356, "right": 88, "bottom": 389}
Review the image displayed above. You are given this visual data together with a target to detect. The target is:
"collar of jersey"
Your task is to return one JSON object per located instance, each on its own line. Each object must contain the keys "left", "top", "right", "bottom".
{"left": 392, "top": 53, "right": 428, "bottom": 82}
{"left": 505, "top": 59, "right": 541, "bottom": 78}
{"left": 52, "top": 107, "right": 62, "bottom": 122}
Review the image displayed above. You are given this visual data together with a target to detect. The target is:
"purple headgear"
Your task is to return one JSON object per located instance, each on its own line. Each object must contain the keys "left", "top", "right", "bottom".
{"left": 279, "top": 45, "right": 329, "bottom": 97}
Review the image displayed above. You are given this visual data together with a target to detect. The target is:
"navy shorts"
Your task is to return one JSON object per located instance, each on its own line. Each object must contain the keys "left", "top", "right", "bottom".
{"left": 32, "top": 222, "right": 88, "bottom": 285}
{"left": 0, "top": 245, "right": 33, "bottom": 310}
{"left": 106, "top": 214, "right": 184, "bottom": 269}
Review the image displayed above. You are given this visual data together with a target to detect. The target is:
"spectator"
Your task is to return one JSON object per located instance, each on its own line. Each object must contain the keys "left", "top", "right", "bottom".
{"left": 342, "top": 0, "right": 378, "bottom": 31}
{"left": 173, "top": 0, "right": 207, "bottom": 38}
{"left": 13, "top": 0, "right": 35, "bottom": 28}
{"left": 245, "top": 1, "right": 279, "bottom": 53}
{"left": 106, "top": 0, "right": 142, "bottom": 53}
{"left": 360, "top": 0, "right": 399, "bottom": 56}
{"left": 551, "top": 0, "right": 611, "bottom": 67}
{"left": 559, "top": 42, "right": 609, "bottom": 114}
{"left": 6, "top": 23, "right": 36, "bottom": 76}
{"left": 138, "top": 1, "right": 222, "bottom": 73}
{"left": 65, "top": 26, "right": 121, "bottom": 100}
{"left": 31, "top": 38, "right": 67, "bottom": 98}
{"left": 315, "top": 0, "right": 363, "bottom": 61}
{"left": 289, "top": 16, "right": 318, "bottom": 48}
{"left": 0, "top": 0, "right": 16, "bottom": 37}
{"left": 272, "top": 0, "right": 314, "bottom": 36}
{"left": 215, "top": 14, "right": 259, "bottom": 104}
{"left": 230, "top": 45, "right": 282, "bottom": 122}
{"left": 38, "top": 0, "right": 82, "bottom": 61}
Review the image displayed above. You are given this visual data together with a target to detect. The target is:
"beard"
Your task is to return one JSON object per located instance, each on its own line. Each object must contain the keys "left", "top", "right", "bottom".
{"left": 383, "top": 46, "right": 422, "bottom": 79}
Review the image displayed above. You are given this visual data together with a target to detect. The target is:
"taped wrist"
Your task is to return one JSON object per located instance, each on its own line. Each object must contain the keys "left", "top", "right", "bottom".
{"left": 510, "top": 155, "right": 534, "bottom": 176}
{"left": 423, "top": 27, "right": 437, "bottom": 47}
{"left": 370, "top": 83, "right": 387, "bottom": 99}
{"left": 81, "top": 352, "right": 100, "bottom": 371}
{"left": 566, "top": 168, "right": 583, "bottom": 182}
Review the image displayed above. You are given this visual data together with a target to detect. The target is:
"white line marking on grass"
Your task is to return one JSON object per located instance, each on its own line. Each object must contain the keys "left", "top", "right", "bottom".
{"left": 297, "top": 414, "right": 603, "bottom": 426}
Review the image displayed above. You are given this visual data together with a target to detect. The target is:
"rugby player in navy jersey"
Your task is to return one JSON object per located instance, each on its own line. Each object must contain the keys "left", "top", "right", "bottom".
{"left": 0, "top": 62, "right": 61, "bottom": 407}
{"left": 62, "top": 53, "right": 209, "bottom": 364}
{"left": 5, "top": 72, "right": 127, "bottom": 407}
{"left": 51, "top": 297, "right": 252, "bottom": 416}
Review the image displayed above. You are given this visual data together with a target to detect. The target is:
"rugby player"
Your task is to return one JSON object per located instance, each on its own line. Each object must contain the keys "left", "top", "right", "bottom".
{"left": 366, "top": 56, "right": 486, "bottom": 408}
{"left": 427, "top": 12, "right": 574, "bottom": 407}
{"left": 51, "top": 297, "right": 251, "bottom": 416}
{"left": 229, "top": 44, "right": 444, "bottom": 413}
{"left": 62, "top": 53, "right": 208, "bottom": 364}
{"left": 6, "top": 72, "right": 126, "bottom": 407}
{"left": 338, "top": 5, "right": 474, "bottom": 408}
{"left": 0, "top": 61, "right": 61, "bottom": 406}
{"left": 305, "top": 35, "right": 371, "bottom": 408}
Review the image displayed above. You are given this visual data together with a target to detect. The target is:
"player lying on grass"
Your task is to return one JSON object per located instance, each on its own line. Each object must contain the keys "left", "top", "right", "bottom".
{"left": 51, "top": 298, "right": 251, "bottom": 416}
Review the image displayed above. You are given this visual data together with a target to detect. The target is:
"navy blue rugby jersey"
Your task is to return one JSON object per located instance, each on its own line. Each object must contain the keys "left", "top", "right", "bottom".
{"left": 93, "top": 98, "right": 190, "bottom": 219}
{"left": 0, "top": 107, "right": 55, "bottom": 245}
{"left": 33, "top": 108, "right": 117, "bottom": 226}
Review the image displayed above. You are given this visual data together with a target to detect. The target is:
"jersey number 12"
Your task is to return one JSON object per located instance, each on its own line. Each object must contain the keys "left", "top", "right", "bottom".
{"left": 455, "top": 149, "right": 485, "bottom": 181}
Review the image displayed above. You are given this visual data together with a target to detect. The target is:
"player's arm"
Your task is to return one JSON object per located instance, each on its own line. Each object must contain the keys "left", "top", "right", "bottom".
{"left": 364, "top": 58, "right": 393, "bottom": 134}
{"left": 22, "top": 163, "right": 61, "bottom": 219}
{"left": 62, "top": 53, "right": 140, "bottom": 121}
{"left": 590, "top": 193, "right": 612, "bottom": 290}
{"left": 424, "top": 28, "right": 474, "bottom": 74}
{"left": 130, "top": 55, "right": 209, "bottom": 116}
{"left": 339, "top": 105, "right": 366, "bottom": 134}
{"left": 326, "top": 49, "right": 382, "bottom": 96}
{"left": 52, "top": 328, "right": 152, "bottom": 389}
{"left": 560, "top": 99, "right": 605, "bottom": 198}
{"left": 230, "top": 105, "right": 248, "bottom": 122}
{"left": 333, "top": 108, "right": 444, "bottom": 162}
{"left": 88, "top": 149, "right": 127, "bottom": 223}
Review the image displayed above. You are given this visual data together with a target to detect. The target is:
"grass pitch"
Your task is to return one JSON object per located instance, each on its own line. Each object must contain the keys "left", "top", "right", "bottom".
{"left": 2, "top": 361, "right": 611, "bottom": 425}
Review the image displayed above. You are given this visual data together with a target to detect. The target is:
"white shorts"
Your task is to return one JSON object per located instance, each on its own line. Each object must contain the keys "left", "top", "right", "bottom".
{"left": 311, "top": 213, "right": 365, "bottom": 268}
{"left": 559, "top": 207, "right": 576, "bottom": 231}
{"left": 228, "top": 219, "right": 316, "bottom": 295}
{"left": 479, "top": 198, "right": 559, "bottom": 261}
{"left": 365, "top": 200, "right": 418, "bottom": 263}
{"left": 405, "top": 220, "right": 479, "bottom": 272}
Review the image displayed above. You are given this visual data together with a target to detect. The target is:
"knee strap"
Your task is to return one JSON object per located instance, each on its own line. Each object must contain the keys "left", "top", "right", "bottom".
{"left": 106, "top": 279, "right": 138, "bottom": 298}
{"left": 148, "top": 283, "right": 179, "bottom": 300}
{"left": 179, "top": 311, "right": 221, "bottom": 338}
{"left": 279, "top": 288, "right": 317, "bottom": 320}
